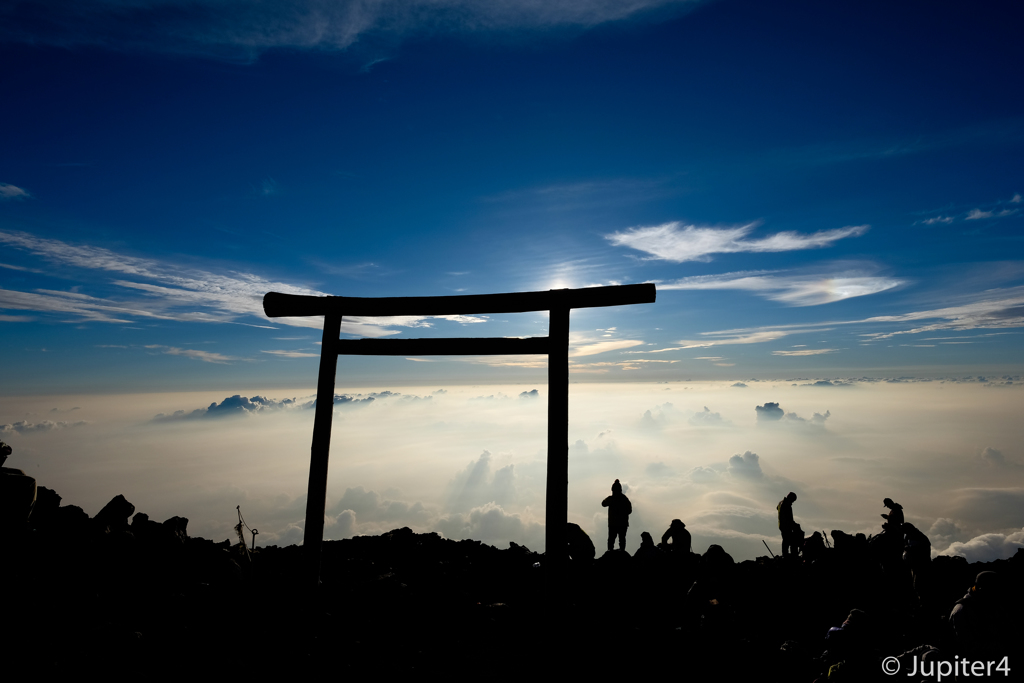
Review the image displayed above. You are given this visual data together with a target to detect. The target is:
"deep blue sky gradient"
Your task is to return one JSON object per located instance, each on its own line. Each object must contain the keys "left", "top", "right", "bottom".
{"left": 2, "top": 0, "right": 1022, "bottom": 392}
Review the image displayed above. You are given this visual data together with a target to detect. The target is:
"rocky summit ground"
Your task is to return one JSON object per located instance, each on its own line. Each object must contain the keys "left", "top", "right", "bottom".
{"left": 4, "top": 487, "right": 1021, "bottom": 680}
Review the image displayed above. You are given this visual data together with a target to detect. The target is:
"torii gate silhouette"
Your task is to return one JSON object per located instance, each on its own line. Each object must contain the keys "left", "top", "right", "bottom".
{"left": 263, "top": 283, "right": 656, "bottom": 587}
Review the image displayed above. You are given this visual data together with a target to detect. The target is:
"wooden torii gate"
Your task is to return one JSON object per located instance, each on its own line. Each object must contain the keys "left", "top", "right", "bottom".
{"left": 263, "top": 283, "right": 656, "bottom": 586}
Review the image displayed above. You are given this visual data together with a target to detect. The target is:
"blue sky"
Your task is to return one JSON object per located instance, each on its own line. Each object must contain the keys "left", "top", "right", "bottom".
{"left": 2, "top": 1, "right": 1023, "bottom": 559}
{"left": 2, "top": 0, "right": 1023, "bottom": 392}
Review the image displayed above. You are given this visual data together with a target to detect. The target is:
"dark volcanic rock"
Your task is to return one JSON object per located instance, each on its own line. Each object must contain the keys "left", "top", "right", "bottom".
{"left": 94, "top": 494, "right": 135, "bottom": 532}
{"left": 4, "top": 482, "right": 1022, "bottom": 680}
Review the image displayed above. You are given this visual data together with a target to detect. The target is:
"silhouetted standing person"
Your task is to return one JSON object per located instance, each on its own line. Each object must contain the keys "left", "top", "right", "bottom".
{"left": 602, "top": 479, "right": 632, "bottom": 552}
{"left": 777, "top": 492, "right": 799, "bottom": 558}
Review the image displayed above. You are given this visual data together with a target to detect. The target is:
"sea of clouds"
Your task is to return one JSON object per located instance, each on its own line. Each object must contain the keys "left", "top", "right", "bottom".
{"left": 3, "top": 379, "right": 1022, "bottom": 562}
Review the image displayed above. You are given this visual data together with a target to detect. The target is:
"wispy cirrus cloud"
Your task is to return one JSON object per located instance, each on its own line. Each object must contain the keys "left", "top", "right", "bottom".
{"left": 570, "top": 339, "right": 645, "bottom": 357}
{"left": 261, "top": 349, "right": 321, "bottom": 358}
{"left": 671, "top": 329, "right": 811, "bottom": 349}
{"left": 638, "top": 287, "right": 1024, "bottom": 352}
{"left": 966, "top": 208, "right": 1018, "bottom": 220}
{"left": 606, "top": 221, "right": 868, "bottom": 263}
{"left": 0, "top": 230, "right": 484, "bottom": 336}
{"left": 916, "top": 194, "right": 1022, "bottom": 225}
{"left": 772, "top": 348, "right": 836, "bottom": 356}
{"left": 145, "top": 345, "right": 243, "bottom": 364}
{"left": 858, "top": 289, "right": 1024, "bottom": 340}
{"left": 0, "top": 183, "right": 31, "bottom": 200}
{"left": 0, "top": 0, "right": 701, "bottom": 60}
{"left": 658, "top": 270, "right": 902, "bottom": 306}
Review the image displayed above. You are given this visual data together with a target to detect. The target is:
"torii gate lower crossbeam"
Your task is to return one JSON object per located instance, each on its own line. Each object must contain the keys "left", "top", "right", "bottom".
{"left": 262, "top": 284, "right": 656, "bottom": 587}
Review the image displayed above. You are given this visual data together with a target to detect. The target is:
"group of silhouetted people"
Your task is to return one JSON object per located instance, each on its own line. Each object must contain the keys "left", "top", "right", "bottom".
{"left": 595, "top": 478, "right": 1014, "bottom": 680}
{"left": 775, "top": 491, "right": 921, "bottom": 566}
{"left": 600, "top": 479, "right": 691, "bottom": 559}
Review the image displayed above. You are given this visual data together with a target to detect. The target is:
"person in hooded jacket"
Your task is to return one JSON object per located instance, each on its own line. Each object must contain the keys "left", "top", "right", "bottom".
{"left": 601, "top": 479, "right": 632, "bottom": 552}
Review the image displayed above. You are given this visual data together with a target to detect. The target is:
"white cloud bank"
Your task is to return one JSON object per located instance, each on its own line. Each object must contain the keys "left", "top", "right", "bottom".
{"left": 939, "top": 529, "right": 1024, "bottom": 563}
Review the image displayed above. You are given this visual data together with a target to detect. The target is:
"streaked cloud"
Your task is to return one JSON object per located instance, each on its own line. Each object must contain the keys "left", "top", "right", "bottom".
{"left": 0, "top": 183, "right": 30, "bottom": 200}
{"left": 261, "top": 349, "right": 321, "bottom": 358}
{"left": 145, "top": 345, "right": 242, "bottom": 364}
{"left": 570, "top": 339, "right": 644, "bottom": 357}
{"left": 858, "top": 289, "right": 1024, "bottom": 340}
{"left": 606, "top": 222, "right": 868, "bottom": 263}
{"left": 918, "top": 194, "right": 1023, "bottom": 224}
{"left": 772, "top": 348, "right": 836, "bottom": 356}
{"left": 0, "top": 230, "right": 484, "bottom": 336}
{"left": 639, "top": 287, "right": 1024, "bottom": 352}
{"left": 0, "top": 0, "right": 701, "bottom": 60}
{"left": 0, "top": 262, "right": 42, "bottom": 273}
{"left": 674, "top": 330, "right": 800, "bottom": 349}
{"left": 658, "top": 270, "right": 902, "bottom": 306}
{"left": 966, "top": 208, "right": 1018, "bottom": 221}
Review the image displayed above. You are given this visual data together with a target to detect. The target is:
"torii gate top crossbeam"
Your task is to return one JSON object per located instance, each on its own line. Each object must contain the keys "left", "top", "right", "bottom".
{"left": 263, "top": 283, "right": 654, "bottom": 318}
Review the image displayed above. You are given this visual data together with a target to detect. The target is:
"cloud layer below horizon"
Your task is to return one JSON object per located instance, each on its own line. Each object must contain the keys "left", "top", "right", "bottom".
{"left": 4, "top": 380, "right": 1022, "bottom": 563}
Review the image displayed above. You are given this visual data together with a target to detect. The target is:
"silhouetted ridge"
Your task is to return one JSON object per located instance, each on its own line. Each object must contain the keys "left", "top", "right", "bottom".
{"left": 3, "top": 483, "right": 1021, "bottom": 679}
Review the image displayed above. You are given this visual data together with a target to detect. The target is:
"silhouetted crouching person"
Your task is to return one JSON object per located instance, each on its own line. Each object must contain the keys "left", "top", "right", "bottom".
{"left": 566, "top": 522, "right": 596, "bottom": 563}
{"left": 881, "top": 498, "right": 904, "bottom": 531}
{"left": 633, "top": 531, "right": 662, "bottom": 563}
{"left": 950, "top": 571, "right": 1006, "bottom": 660}
{"left": 686, "top": 544, "right": 736, "bottom": 634}
{"left": 602, "top": 479, "right": 632, "bottom": 552}
{"left": 660, "top": 518, "right": 691, "bottom": 555}
{"left": 902, "top": 522, "right": 931, "bottom": 602}
{"left": 777, "top": 492, "right": 800, "bottom": 558}
{"left": 803, "top": 530, "right": 825, "bottom": 563}
{"left": 874, "top": 498, "right": 906, "bottom": 576}
{"left": 821, "top": 609, "right": 877, "bottom": 680}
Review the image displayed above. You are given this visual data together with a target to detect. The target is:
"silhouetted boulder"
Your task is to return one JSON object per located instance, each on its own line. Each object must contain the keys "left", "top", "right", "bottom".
{"left": 163, "top": 516, "right": 189, "bottom": 543}
{"left": 94, "top": 494, "right": 135, "bottom": 532}
{"left": 0, "top": 442, "right": 36, "bottom": 531}
{"left": 30, "top": 485, "right": 62, "bottom": 528}
{"left": 56, "top": 503, "right": 90, "bottom": 529}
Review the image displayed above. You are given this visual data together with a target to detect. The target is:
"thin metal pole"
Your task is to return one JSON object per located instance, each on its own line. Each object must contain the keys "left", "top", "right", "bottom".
{"left": 304, "top": 311, "right": 342, "bottom": 589}
{"left": 545, "top": 304, "right": 570, "bottom": 577}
